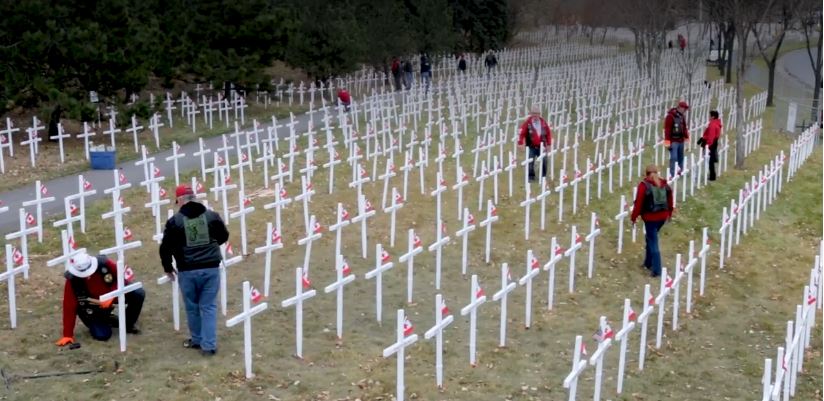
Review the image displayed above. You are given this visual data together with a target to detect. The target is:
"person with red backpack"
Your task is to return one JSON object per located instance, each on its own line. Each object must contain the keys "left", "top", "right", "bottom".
{"left": 391, "top": 57, "right": 402, "bottom": 91}
{"left": 631, "top": 165, "right": 674, "bottom": 278}
{"left": 517, "top": 105, "right": 552, "bottom": 181}
{"left": 663, "top": 100, "right": 689, "bottom": 177}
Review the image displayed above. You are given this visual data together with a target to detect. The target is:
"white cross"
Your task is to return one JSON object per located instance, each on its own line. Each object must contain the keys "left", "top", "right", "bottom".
{"left": 452, "top": 165, "right": 470, "bottom": 220}
{"left": 588, "top": 316, "right": 614, "bottom": 401}
{"left": 294, "top": 176, "right": 315, "bottom": 231}
{"left": 126, "top": 114, "right": 143, "bottom": 152}
{"left": 365, "top": 244, "right": 394, "bottom": 324}
{"left": 637, "top": 284, "right": 655, "bottom": 370}
{"left": 253, "top": 222, "right": 283, "bottom": 298}
{"left": 134, "top": 145, "right": 156, "bottom": 193}
{"left": 615, "top": 299, "right": 637, "bottom": 394}
{"left": 476, "top": 160, "right": 490, "bottom": 211}
{"left": 585, "top": 212, "right": 602, "bottom": 278}
{"left": 193, "top": 138, "right": 212, "bottom": 182}
{"left": 654, "top": 267, "right": 672, "bottom": 349}
{"left": 382, "top": 309, "right": 419, "bottom": 401}
{"left": 21, "top": 127, "right": 42, "bottom": 167}
{"left": 424, "top": 293, "right": 453, "bottom": 389}
{"left": 379, "top": 161, "right": 397, "bottom": 209}
{"left": 76, "top": 121, "right": 95, "bottom": 161}
{"left": 164, "top": 93, "right": 176, "bottom": 128}
{"left": 263, "top": 182, "right": 292, "bottom": 236}
{"left": 219, "top": 243, "right": 243, "bottom": 316}
{"left": 323, "top": 254, "right": 356, "bottom": 341}
{"left": 615, "top": 195, "right": 631, "bottom": 254}
{"left": 384, "top": 187, "right": 404, "bottom": 247}
{"left": 543, "top": 236, "right": 564, "bottom": 310}
{"left": 255, "top": 143, "right": 275, "bottom": 189}
{"left": 157, "top": 232, "right": 181, "bottom": 331}
{"left": 230, "top": 190, "right": 255, "bottom": 255}
{"left": 1, "top": 243, "right": 29, "bottom": 328}
{"left": 104, "top": 117, "right": 121, "bottom": 149}
{"left": 211, "top": 166, "right": 236, "bottom": 222}
{"left": 351, "top": 194, "right": 376, "bottom": 259}
{"left": 148, "top": 113, "right": 164, "bottom": 149}
{"left": 53, "top": 195, "right": 82, "bottom": 240}
{"left": 520, "top": 183, "right": 536, "bottom": 240}
{"left": 519, "top": 249, "right": 542, "bottom": 329}
{"left": 322, "top": 146, "right": 342, "bottom": 194}
{"left": 46, "top": 230, "right": 87, "bottom": 274}
{"left": 349, "top": 163, "right": 370, "bottom": 201}
{"left": 98, "top": 258, "right": 144, "bottom": 353}
{"left": 165, "top": 141, "right": 186, "bottom": 186}
{"left": 562, "top": 335, "right": 588, "bottom": 401}
{"left": 555, "top": 170, "right": 570, "bottom": 222}
{"left": 226, "top": 281, "right": 269, "bottom": 379}
{"left": 461, "top": 274, "right": 487, "bottom": 366}
{"left": 0, "top": 117, "right": 20, "bottom": 157}
{"left": 72, "top": 175, "right": 96, "bottom": 233}
{"left": 281, "top": 267, "right": 317, "bottom": 359}
{"left": 493, "top": 263, "right": 517, "bottom": 347}
{"left": 297, "top": 214, "right": 322, "bottom": 274}
{"left": 21, "top": 180, "right": 55, "bottom": 242}
{"left": 50, "top": 123, "right": 71, "bottom": 164}
{"left": 479, "top": 200, "right": 499, "bottom": 263}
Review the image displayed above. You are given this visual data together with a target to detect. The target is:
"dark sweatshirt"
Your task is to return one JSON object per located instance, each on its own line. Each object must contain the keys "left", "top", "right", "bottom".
{"left": 159, "top": 202, "right": 229, "bottom": 273}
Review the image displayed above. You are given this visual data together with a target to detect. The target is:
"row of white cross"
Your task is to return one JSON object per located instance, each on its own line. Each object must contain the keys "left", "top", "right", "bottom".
{"left": 761, "top": 241, "right": 822, "bottom": 401}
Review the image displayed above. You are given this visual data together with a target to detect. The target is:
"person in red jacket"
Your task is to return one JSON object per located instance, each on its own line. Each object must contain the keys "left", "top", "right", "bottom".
{"left": 631, "top": 165, "right": 674, "bottom": 278}
{"left": 337, "top": 88, "right": 351, "bottom": 112}
{"left": 517, "top": 105, "right": 552, "bottom": 181}
{"left": 698, "top": 110, "right": 722, "bottom": 181}
{"left": 664, "top": 100, "right": 689, "bottom": 178}
{"left": 55, "top": 250, "right": 145, "bottom": 347}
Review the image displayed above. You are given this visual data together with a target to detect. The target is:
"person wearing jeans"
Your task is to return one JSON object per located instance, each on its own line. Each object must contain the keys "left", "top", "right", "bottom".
{"left": 178, "top": 267, "right": 220, "bottom": 353}
{"left": 517, "top": 105, "right": 552, "bottom": 181}
{"left": 631, "top": 165, "right": 674, "bottom": 277}
{"left": 664, "top": 100, "right": 690, "bottom": 177}
{"left": 160, "top": 184, "right": 230, "bottom": 356}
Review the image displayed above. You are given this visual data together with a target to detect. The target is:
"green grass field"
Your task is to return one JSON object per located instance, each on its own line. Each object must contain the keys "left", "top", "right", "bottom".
{"left": 0, "top": 74, "right": 820, "bottom": 401}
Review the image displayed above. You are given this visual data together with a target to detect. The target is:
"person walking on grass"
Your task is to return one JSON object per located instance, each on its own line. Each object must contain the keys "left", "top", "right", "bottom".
{"left": 698, "top": 110, "right": 721, "bottom": 181}
{"left": 160, "top": 184, "right": 229, "bottom": 356}
{"left": 631, "top": 165, "right": 674, "bottom": 278}
{"left": 663, "top": 100, "right": 689, "bottom": 178}
{"left": 517, "top": 105, "right": 552, "bottom": 182}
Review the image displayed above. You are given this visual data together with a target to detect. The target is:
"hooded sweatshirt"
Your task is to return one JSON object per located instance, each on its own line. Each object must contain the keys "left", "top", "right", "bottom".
{"left": 159, "top": 201, "right": 229, "bottom": 273}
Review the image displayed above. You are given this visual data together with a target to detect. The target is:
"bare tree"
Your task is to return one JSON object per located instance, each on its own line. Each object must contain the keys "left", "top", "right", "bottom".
{"left": 751, "top": 0, "right": 797, "bottom": 107}
{"left": 716, "top": 0, "right": 776, "bottom": 168}
{"left": 798, "top": 0, "right": 822, "bottom": 122}
{"left": 672, "top": 5, "right": 712, "bottom": 107}
{"left": 616, "top": 0, "right": 678, "bottom": 93}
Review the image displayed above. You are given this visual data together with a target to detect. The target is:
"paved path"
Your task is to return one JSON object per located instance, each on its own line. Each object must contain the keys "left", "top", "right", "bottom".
{"left": 0, "top": 109, "right": 322, "bottom": 236}
{"left": 781, "top": 48, "right": 818, "bottom": 89}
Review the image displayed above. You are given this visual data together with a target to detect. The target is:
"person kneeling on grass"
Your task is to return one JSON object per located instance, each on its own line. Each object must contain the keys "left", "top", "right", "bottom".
{"left": 56, "top": 250, "right": 145, "bottom": 347}
{"left": 630, "top": 165, "right": 674, "bottom": 278}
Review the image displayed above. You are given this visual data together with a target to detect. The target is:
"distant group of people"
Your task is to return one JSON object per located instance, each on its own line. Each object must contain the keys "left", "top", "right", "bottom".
{"left": 391, "top": 55, "right": 431, "bottom": 92}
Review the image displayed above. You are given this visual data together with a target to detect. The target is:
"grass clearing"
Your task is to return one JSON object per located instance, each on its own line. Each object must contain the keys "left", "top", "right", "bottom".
{"left": 0, "top": 72, "right": 820, "bottom": 401}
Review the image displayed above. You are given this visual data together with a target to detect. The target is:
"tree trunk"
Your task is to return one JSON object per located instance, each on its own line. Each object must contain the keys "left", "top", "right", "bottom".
{"left": 811, "top": 34, "right": 823, "bottom": 123}
{"left": 48, "top": 105, "right": 62, "bottom": 143}
{"left": 223, "top": 81, "right": 232, "bottom": 102}
{"left": 766, "top": 59, "right": 776, "bottom": 107}
{"left": 725, "top": 29, "right": 734, "bottom": 84}
{"left": 600, "top": 27, "right": 609, "bottom": 44}
{"left": 734, "top": 29, "right": 749, "bottom": 169}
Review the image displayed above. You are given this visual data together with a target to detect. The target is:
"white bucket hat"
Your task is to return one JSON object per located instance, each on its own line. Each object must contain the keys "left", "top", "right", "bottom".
{"left": 67, "top": 250, "right": 98, "bottom": 278}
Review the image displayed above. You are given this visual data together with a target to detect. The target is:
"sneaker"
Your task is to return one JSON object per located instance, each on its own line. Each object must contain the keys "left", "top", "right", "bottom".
{"left": 201, "top": 349, "right": 217, "bottom": 357}
{"left": 183, "top": 339, "right": 201, "bottom": 349}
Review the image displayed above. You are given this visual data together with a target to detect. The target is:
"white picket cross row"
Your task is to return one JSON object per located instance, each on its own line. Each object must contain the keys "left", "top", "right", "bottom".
{"left": 543, "top": 236, "right": 564, "bottom": 310}
{"left": 5, "top": 208, "right": 40, "bottom": 279}
{"left": 365, "top": 243, "right": 394, "bottom": 324}
{"left": 281, "top": 267, "right": 317, "bottom": 359}
{"left": 615, "top": 195, "right": 630, "bottom": 254}
{"left": 460, "top": 274, "right": 487, "bottom": 367}
{"left": 226, "top": 281, "right": 269, "bottom": 379}
{"left": 637, "top": 284, "right": 655, "bottom": 371}
{"left": 563, "top": 335, "right": 588, "bottom": 401}
{"left": 493, "top": 263, "right": 517, "bottom": 346}
{"left": 399, "top": 229, "right": 423, "bottom": 304}
{"left": 382, "top": 309, "right": 419, "bottom": 401}
{"left": 424, "top": 293, "right": 454, "bottom": 389}
{"left": 253, "top": 222, "right": 284, "bottom": 298}
{"left": 352, "top": 194, "right": 376, "bottom": 259}
{"left": 654, "top": 267, "right": 672, "bottom": 349}
{"left": 698, "top": 227, "right": 710, "bottom": 296}
{"left": 323, "top": 254, "right": 356, "bottom": 341}
{"left": 1, "top": 244, "right": 29, "bottom": 329}
{"left": 21, "top": 180, "right": 55, "bottom": 242}
{"left": 518, "top": 250, "right": 541, "bottom": 329}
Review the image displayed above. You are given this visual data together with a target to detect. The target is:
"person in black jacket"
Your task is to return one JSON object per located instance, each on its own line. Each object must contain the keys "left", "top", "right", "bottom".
{"left": 160, "top": 184, "right": 229, "bottom": 356}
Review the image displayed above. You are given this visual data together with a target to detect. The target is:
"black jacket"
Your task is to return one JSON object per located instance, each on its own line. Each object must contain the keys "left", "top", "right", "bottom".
{"left": 159, "top": 202, "right": 229, "bottom": 273}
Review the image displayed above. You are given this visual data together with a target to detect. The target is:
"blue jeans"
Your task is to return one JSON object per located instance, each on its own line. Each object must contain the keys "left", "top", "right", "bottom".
{"left": 421, "top": 71, "right": 431, "bottom": 92}
{"left": 78, "top": 288, "right": 145, "bottom": 341}
{"left": 528, "top": 146, "right": 546, "bottom": 179}
{"left": 643, "top": 220, "right": 667, "bottom": 276}
{"left": 179, "top": 267, "right": 220, "bottom": 351}
{"left": 669, "top": 141, "right": 685, "bottom": 177}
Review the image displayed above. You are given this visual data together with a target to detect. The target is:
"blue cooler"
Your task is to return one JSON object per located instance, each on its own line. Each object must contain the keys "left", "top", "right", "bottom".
{"left": 90, "top": 151, "right": 116, "bottom": 170}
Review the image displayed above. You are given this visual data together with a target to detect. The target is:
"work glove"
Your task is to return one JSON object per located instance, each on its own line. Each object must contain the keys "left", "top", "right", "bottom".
{"left": 55, "top": 337, "right": 74, "bottom": 347}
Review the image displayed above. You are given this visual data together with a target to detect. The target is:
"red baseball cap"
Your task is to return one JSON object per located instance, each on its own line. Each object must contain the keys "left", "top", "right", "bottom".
{"left": 678, "top": 101, "right": 689, "bottom": 109}
{"left": 175, "top": 184, "right": 194, "bottom": 198}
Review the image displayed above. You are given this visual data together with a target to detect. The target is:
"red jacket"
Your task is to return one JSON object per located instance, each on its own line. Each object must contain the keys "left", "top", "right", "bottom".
{"left": 631, "top": 177, "right": 674, "bottom": 223}
{"left": 518, "top": 116, "right": 552, "bottom": 148}
{"left": 702, "top": 118, "right": 721, "bottom": 147}
{"left": 337, "top": 89, "right": 351, "bottom": 105}
{"left": 62, "top": 258, "right": 127, "bottom": 337}
{"left": 664, "top": 108, "right": 689, "bottom": 143}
